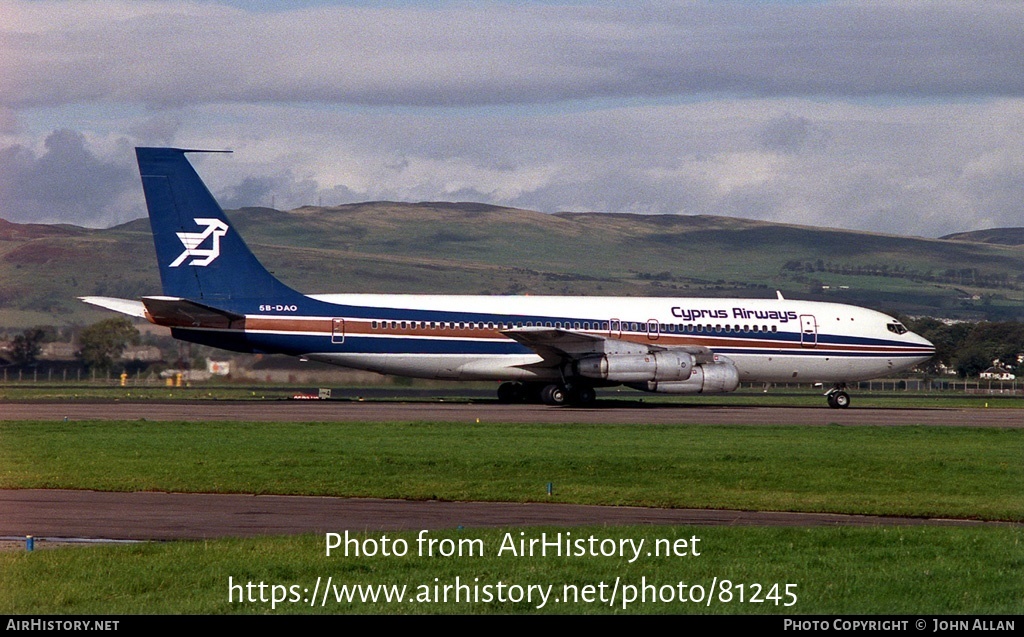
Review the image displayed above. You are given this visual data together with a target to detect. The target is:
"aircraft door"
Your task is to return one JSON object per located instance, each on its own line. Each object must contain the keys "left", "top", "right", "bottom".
{"left": 647, "top": 319, "right": 660, "bottom": 340}
{"left": 799, "top": 314, "right": 817, "bottom": 348}
{"left": 332, "top": 318, "right": 345, "bottom": 344}
{"left": 609, "top": 319, "right": 622, "bottom": 338}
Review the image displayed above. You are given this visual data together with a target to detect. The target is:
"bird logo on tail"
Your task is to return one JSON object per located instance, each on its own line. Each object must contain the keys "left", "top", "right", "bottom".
{"left": 170, "top": 218, "right": 229, "bottom": 267}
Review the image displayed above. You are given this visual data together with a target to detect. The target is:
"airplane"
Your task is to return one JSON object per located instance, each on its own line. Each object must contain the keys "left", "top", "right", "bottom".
{"left": 82, "top": 147, "right": 936, "bottom": 408}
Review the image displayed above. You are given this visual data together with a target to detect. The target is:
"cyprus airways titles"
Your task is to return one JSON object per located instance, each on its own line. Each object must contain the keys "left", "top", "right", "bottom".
{"left": 673, "top": 307, "right": 798, "bottom": 322}
{"left": 81, "top": 148, "right": 935, "bottom": 408}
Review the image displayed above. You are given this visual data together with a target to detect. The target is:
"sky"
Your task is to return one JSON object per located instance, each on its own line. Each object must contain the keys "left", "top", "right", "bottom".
{"left": 1, "top": 1, "right": 1023, "bottom": 238}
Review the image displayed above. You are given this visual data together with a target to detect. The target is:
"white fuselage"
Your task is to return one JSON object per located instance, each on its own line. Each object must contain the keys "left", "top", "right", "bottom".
{"left": 246, "top": 293, "right": 937, "bottom": 384}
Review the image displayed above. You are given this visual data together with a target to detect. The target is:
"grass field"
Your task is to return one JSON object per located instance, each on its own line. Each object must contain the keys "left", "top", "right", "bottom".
{"left": 3, "top": 419, "right": 1023, "bottom": 519}
{"left": 2, "top": 417, "right": 1021, "bottom": 615}
{"left": 1, "top": 420, "right": 1021, "bottom": 520}
{"left": 2, "top": 526, "right": 1021, "bottom": 614}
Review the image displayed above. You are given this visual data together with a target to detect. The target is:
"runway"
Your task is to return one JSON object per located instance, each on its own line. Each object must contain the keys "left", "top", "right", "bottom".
{"left": 2, "top": 399, "right": 1022, "bottom": 427}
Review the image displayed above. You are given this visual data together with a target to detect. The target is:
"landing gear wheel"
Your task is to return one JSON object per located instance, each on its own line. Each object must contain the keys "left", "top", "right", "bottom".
{"left": 522, "top": 383, "right": 546, "bottom": 404}
{"left": 571, "top": 386, "right": 597, "bottom": 406}
{"left": 827, "top": 390, "right": 850, "bottom": 409}
{"left": 496, "top": 382, "right": 523, "bottom": 403}
{"left": 541, "top": 384, "right": 568, "bottom": 406}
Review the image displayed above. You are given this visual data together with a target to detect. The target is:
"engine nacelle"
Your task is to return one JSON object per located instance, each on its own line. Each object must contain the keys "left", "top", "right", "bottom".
{"left": 631, "top": 361, "right": 740, "bottom": 394}
{"left": 576, "top": 351, "right": 695, "bottom": 383}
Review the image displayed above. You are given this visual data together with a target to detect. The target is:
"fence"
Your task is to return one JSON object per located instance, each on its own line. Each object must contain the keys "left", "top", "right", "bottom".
{"left": 0, "top": 368, "right": 172, "bottom": 386}
{"left": 741, "top": 380, "right": 1023, "bottom": 395}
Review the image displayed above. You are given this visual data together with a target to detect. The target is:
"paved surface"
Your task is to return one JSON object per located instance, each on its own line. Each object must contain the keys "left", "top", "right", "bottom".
{"left": 1, "top": 489, "right": 1014, "bottom": 543}
{"left": 2, "top": 400, "right": 1023, "bottom": 427}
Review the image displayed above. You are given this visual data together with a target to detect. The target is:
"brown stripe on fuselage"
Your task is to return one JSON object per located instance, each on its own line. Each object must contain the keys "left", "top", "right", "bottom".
{"left": 235, "top": 316, "right": 929, "bottom": 355}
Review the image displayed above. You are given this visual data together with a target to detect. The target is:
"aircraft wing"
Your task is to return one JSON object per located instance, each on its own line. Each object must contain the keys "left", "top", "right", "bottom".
{"left": 501, "top": 326, "right": 715, "bottom": 364}
{"left": 501, "top": 327, "right": 607, "bottom": 362}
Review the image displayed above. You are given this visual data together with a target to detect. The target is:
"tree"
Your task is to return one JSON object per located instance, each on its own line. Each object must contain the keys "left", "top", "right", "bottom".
{"left": 9, "top": 328, "right": 45, "bottom": 367}
{"left": 76, "top": 317, "right": 139, "bottom": 371}
{"left": 955, "top": 347, "right": 992, "bottom": 379}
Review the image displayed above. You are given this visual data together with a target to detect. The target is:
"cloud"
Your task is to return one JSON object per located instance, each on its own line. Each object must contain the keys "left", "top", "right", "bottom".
{"left": 2, "top": 1, "right": 1023, "bottom": 110}
{"left": 759, "top": 113, "right": 830, "bottom": 155}
{"left": 218, "top": 171, "right": 322, "bottom": 210}
{"left": 204, "top": 98, "right": 1024, "bottom": 238}
{"left": 0, "top": 108, "right": 18, "bottom": 134}
{"left": 0, "top": 129, "right": 139, "bottom": 226}
{"left": 1, "top": 2, "right": 1023, "bottom": 239}
{"left": 126, "top": 114, "right": 184, "bottom": 147}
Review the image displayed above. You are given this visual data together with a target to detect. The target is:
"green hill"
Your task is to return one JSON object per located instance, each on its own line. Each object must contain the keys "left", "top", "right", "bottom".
{"left": 941, "top": 228, "right": 1024, "bottom": 246}
{"left": 3, "top": 204, "right": 1024, "bottom": 327}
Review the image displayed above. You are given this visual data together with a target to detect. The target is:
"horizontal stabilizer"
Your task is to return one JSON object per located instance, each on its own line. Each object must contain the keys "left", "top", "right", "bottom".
{"left": 142, "top": 296, "right": 246, "bottom": 329}
{"left": 79, "top": 296, "right": 147, "bottom": 318}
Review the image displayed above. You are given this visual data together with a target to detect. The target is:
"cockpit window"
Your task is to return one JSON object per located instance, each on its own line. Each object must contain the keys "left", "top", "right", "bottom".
{"left": 887, "top": 321, "right": 908, "bottom": 335}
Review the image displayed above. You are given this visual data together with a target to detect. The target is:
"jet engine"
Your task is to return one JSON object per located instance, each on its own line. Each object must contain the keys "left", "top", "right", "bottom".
{"left": 575, "top": 351, "right": 695, "bottom": 383}
{"left": 629, "top": 360, "right": 740, "bottom": 394}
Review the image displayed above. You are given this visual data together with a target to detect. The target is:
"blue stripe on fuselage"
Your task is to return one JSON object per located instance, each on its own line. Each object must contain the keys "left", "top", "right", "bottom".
{"left": 173, "top": 325, "right": 929, "bottom": 359}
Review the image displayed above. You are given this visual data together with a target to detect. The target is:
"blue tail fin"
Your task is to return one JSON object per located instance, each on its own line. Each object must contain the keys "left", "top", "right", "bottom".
{"left": 136, "top": 147, "right": 302, "bottom": 304}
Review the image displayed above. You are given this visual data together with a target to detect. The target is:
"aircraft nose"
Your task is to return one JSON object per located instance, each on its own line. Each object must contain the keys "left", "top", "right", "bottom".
{"left": 910, "top": 331, "right": 936, "bottom": 359}
{"left": 919, "top": 333, "right": 936, "bottom": 351}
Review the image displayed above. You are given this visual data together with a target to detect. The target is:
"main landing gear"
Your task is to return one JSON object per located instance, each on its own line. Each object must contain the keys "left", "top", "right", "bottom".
{"left": 496, "top": 381, "right": 597, "bottom": 406}
{"left": 825, "top": 384, "right": 851, "bottom": 409}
